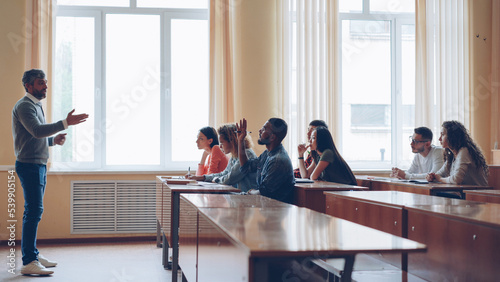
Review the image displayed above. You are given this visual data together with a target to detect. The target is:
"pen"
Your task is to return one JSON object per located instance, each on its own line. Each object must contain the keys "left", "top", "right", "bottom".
{"left": 234, "top": 131, "right": 252, "bottom": 133}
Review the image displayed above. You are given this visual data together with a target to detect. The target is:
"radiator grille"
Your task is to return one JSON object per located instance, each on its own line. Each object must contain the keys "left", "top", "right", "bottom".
{"left": 71, "top": 180, "right": 156, "bottom": 234}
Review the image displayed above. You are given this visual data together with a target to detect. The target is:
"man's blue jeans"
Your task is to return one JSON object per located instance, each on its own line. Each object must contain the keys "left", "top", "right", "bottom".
{"left": 15, "top": 161, "right": 46, "bottom": 265}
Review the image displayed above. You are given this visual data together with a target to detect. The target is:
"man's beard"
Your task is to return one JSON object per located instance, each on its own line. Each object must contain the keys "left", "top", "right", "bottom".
{"left": 32, "top": 89, "right": 46, "bottom": 100}
{"left": 258, "top": 137, "right": 271, "bottom": 145}
{"left": 412, "top": 146, "right": 425, "bottom": 154}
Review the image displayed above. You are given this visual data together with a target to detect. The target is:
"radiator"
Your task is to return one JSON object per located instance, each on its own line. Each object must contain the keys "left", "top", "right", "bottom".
{"left": 71, "top": 180, "right": 156, "bottom": 234}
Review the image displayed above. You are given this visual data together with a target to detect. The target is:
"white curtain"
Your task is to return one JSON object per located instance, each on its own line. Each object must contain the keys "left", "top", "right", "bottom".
{"left": 25, "top": 0, "right": 55, "bottom": 118}
{"left": 209, "top": 0, "right": 235, "bottom": 126}
{"left": 415, "top": 0, "right": 470, "bottom": 132}
{"left": 491, "top": 1, "right": 500, "bottom": 149}
{"left": 277, "top": 0, "right": 338, "bottom": 158}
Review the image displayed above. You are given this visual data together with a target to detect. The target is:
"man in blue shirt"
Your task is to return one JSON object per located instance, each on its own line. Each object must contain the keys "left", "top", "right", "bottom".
{"left": 237, "top": 118, "right": 295, "bottom": 203}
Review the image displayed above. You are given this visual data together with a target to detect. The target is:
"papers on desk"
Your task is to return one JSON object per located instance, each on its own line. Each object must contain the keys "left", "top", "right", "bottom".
{"left": 164, "top": 178, "right": 197, "bottom": 185}
{"left": 409, "top": 180, "right": 429, "bottom": 184}
{"left": 295, "top": 178, "right": 315, "bottom": 183}
{"left": 394, "top": 179, "right": 429, "bottom": 184}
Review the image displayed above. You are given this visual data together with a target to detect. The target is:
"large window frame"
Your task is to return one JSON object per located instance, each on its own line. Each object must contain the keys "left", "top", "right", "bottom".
{"left": 52, "top": 3, "right": 208, "bottom": 171}
{"left": 338, "top": 1, "right": 415, "bottom": 170}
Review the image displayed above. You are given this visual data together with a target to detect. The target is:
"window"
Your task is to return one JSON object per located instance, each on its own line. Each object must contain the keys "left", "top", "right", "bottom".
{"left": 52, "top": 1, "right": 208, "bottom": 171}
{"left": 339, "top": 0, "right": 415, "bottom": 169}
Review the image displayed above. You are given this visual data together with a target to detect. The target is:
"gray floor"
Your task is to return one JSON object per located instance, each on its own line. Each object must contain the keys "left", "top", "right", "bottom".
{"left": 0, "top": 240, "right": 180, "bottom": 282}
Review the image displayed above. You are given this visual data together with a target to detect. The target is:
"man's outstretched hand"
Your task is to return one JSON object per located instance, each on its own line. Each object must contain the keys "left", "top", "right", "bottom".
{"left": 66, "top": 109, "right": 89, "bottom": 126}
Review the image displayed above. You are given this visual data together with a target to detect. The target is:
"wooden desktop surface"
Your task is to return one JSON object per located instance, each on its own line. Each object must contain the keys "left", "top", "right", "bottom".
{"left": 181, "top": 193, "right": 290, "bottom": 209}
{"left": 405, "top": 203, "right": 500, "bottom": 281}
{"left": 488, "top": 165, "right": 500, "bottom": 189}
{"left": 294, "top": 181, "right": 368, "bottom": 213}
{"left": 465, "top": 189, "right": 500, "bottom": 204}
{"left": 197, "top": 206, "right": 426, "bottom": 282}
{"left": 355, "top": 175, "right": 492, "bottom": 197}
{"left": 179, "top": 194, "right": 290, "bottom": 281}
{"left": 155, "top": 176, "right": 239, "bottom": 280}
{"left": 324, "top": 190, "right": 486, "bottom": 269}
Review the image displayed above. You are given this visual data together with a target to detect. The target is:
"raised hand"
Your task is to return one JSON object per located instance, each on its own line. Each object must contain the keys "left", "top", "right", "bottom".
{"left": 236, "top": 118, "right": 248, "bottom": 142}
{"left": 66, "top": 109, "right": 89, "bottom": 126}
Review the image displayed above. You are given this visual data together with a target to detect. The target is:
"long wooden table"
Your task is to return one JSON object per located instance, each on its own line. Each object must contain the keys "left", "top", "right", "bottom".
{"left": 324, "top": 190, "right": 500, "bottom": 280}
{"left": 355, "top": 175, "right": 493, "bottom": 198}
{"left": 406, "top": 203, "right": 500, "bottom": 281}
{"left": 294, "top": 181, "right": 368, "bottom": 213}
{"left": 465, "top": 189, "right": 500, "bottom": 204}
{"left": 488, "top": 165, "right": 500, "bottom": 189}
{"left": 179, "top": 194, "right": 425, "bottom": 281}
{"left": 195, "top": 205, "right": 426, "bottom": 282}
{"left": 324, "top": 190, "right": 482, "bottom": 270}
{"left": 155, "top": 176, "right": 240, "bottom": 282}
{"left": 179, "top": 194, "right": 290, "bottom": 282}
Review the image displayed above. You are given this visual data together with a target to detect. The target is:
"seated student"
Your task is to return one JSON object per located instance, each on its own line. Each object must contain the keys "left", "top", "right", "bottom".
{"left": 298, "top": 126, "right": 357, "bottom": 185}
{"left": 391, "top": 127, "right": 444, "bottom": 179}
{"left": 236, "top": 118, "right": 295, "bottom": 204}
{"left": 293, "top": 120, "right": 328, "bottom": 178}
{"left": 426, "top": 120, "right": 489, "bottom": 186}
{"left": 195, "top": 126, "right": 229, "bottom": 175}
{"left": 188, "top": 124, "right": 257, "bottom": 192}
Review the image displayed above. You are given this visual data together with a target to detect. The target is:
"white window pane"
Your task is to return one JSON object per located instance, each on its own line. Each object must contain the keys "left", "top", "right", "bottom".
{"left": 370, "top": 0, "right": 415, "bottom": 13}
{"left": 53, "top": 16, "right": 95, "bottom": 164}
{"left": 57, "top": 0, "right": 129, "bottom": 7}
{"left": 137, "top": 0, "right": 208, "bottom": 9}
{"left": 339, "top": 0, "right": 362, "bottom": 13}
{"left": 400, "top": 24, "right": 416, "bottom": 167}
{"left": 341, "top": 20, "right": 392, "bottom": 164}
{"left": 106, "top": 14, "right": 160, "bottom": 165}
{"left": 171, "top": 19, "right": 209, "bottom": 162}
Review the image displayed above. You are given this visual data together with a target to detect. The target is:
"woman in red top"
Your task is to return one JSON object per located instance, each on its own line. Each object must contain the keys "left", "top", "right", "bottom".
{"left": 195, "top": 126, "right": 229, "bottom": 175}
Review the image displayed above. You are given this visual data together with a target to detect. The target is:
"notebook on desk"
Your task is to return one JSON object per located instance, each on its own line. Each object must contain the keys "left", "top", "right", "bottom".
{"left": 295, "top": 178, "right": 315, "bottom": 183}
{"left": 408, "top": 180, "right": 429, "bottom": 184}
{"left": 162, "top": 178, "right": 197, "bottom": 185}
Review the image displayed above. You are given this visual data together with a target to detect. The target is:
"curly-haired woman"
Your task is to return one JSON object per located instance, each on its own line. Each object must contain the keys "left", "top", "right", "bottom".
{"left": 426, "top": 120, "right": 489, "bottom": 186}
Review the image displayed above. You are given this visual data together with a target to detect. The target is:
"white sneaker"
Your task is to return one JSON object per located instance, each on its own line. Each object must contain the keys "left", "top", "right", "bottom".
{"left": 20, "top": 260, "right": 54, "bottom": 275}
{"left": 39, "top": 254, "right": 58, "bottom": 267}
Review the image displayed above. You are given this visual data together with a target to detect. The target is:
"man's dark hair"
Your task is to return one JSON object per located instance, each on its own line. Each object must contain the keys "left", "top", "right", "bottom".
{"left": 309, "top": 120, "right": 328, "bottom": 128}
{"left": 22, "top": 69, "right": 45, "bottom": 92}
{"left": 414, "top": 127, "right": 433, "bottom": 141}
{"left": 268, "top": 118, "right": 288, "bottom": 143}
{"left": 199, "top": 126, "right": 219, "bottom": 148}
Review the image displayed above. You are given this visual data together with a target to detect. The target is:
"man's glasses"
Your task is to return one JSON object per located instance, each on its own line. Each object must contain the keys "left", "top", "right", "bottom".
{"left": 409, "top": 136, "right": 430, "bottom": 144}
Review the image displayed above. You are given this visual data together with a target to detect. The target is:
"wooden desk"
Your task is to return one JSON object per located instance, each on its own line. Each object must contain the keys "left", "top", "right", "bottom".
{"left": 488, "top": 165, "right": 500, "bottom": 190}
{"left": 355, "top": 175, "right": 375, "bottom": 189}
{"left": 179, "top": 194, "right": 290, "bottom": 282}
{"left": 196, "top": 206, "right": 425, "bottom": 282}
{"left": 294, "top": 181, "right": 368, "bottom": 213}
{"left": 465, "top": 189, "right": 500, "bottom": 204}
{"left": 366, "top": 177, "right": 492, "bottom": 198}
{"left": 155, "top": 176, "right": 239, "bottom": 282}
{"left": 406, "top": 203, "right": 500, "bottom": 281}
{"left": 324, "top": 190, "right": 481, "bottom": 270}
{"left": 324, "top": 191, "right": 477, "bottom": 237}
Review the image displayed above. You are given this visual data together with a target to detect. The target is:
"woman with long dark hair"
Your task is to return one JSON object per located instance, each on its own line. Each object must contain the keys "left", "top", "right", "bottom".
{"left": 426, "top": 120, "right": 488, "bottom": 185}
{"left": 194, "top": 126, "right": 228, "bottom": 175}
{"left": 298, "top": 126, "right": 356, "bottom": 185}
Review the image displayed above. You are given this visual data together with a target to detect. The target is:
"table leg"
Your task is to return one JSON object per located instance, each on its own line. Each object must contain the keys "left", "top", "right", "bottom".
{"left": 157, "top": 219, "right": 162, "bottom": 248}
{"left": 340, "top": 255, "right": 355, "bottom": 282}
{"left": 172, "top": 192, "right": 180, "bottom": 282}
{"left": 163, "top": 233, "right": 172, "bottom": 269}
